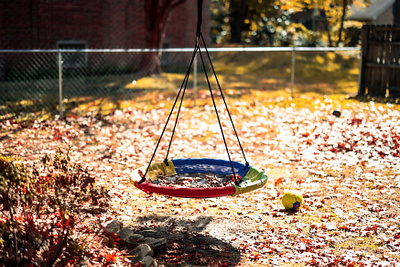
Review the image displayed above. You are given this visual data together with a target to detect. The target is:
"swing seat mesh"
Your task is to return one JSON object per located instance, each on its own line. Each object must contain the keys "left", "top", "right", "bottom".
{"left": 130, "top": 158, "right": 268, "bottom": 198}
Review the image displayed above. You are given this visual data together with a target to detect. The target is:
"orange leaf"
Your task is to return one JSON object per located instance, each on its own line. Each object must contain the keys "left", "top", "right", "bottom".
{"left": 275, "top": 177, "right": 285, "bottom": 186}
{"left": 106, "top": 252, "right": 117, "bottom": 263}
{"left": 250, "top": 252, "right": 260, "bottom": 260}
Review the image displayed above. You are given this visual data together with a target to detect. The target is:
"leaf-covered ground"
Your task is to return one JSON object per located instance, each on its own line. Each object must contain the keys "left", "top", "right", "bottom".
{"left": 1, "top": 89, "right": 400, "bottom": 266}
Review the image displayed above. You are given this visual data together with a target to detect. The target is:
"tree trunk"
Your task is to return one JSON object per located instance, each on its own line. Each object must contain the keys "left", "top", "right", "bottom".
{"left": 142, "top": 18, "right": 164, "bottom": 75}
{"left": 337, "top": 0, "right": 349, "bottom": 47}
{"left": 324, "top": 15, "right": 333, "bottom": 47}
{"left": 229, "top": 0, "right": 248, "bottom": 44}
{"left": 141, "top": 53, "right": 163, "bottom": 76}
{"left": 141, "top": 0, "right": 187, "bottom": 76}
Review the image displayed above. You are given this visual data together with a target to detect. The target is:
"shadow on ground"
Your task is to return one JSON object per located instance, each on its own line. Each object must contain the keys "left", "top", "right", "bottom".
{"left": 132, "top": 214, "right": 241, "bottom": 266}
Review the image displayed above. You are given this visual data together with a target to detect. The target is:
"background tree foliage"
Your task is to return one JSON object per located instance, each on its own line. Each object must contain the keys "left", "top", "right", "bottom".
{"left": 211, "top": 0, "right": 285, "bottom": 45}
{"left": 211, "top": 0, "right": 369, "bottom": 46}
{"left": 279, "top": 0, "right": 369, "bottom": 46}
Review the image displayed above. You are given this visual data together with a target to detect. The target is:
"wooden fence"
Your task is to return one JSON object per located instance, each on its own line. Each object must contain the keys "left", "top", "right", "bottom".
{"left": 358, "top": 25, "right": 400, "bottom": 97}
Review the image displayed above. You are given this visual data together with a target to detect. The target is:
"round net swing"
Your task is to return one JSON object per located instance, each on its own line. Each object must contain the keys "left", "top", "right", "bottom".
{"left": 130, "top": 0, "right": 268, "bottom": 198}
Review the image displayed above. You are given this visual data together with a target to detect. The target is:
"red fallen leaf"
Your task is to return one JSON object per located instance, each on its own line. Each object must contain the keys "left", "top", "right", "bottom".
{"left": 275, "top": 177, "right": 285, "bottom": 186}
{"left": 322, "top": 215, "right": 331, "bottom": 221}
{"left": 302, "top": 205, "right": 311, "bottom": 211}
{"left": 219, "top": 260, "right": 232, "bottom": 266}
{"left": 106, "top": 252, "right": 117, "bottom": 263}
{"left": 249, "top": 252, "right": 260, "bottom": 260}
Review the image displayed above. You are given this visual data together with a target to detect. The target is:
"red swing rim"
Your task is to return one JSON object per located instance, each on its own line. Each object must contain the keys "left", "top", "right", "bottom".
{"left": 135, "top": 180, "right": 236, "bottom": 198}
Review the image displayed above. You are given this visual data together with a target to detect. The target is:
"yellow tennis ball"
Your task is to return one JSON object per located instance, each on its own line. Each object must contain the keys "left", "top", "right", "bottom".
{"left": 282, "top": 190, "right": 303, "bottom": 211}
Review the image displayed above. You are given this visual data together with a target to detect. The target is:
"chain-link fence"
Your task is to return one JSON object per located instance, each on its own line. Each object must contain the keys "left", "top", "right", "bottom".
{"left": 0, "top": 47, "right": 360, "bottom": 121}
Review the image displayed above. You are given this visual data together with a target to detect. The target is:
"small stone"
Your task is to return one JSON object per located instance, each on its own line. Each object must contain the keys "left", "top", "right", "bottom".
{"left": 103, "top": 220, "right": 121, "bottom": 233}
{"left": 141, "top": 255, "right": 157, "bottom": 267}
{"left": 124, "top": 234, "right": 145, "bottom": 249}
{"left": 130, "top": 244, "right": 154, "bottom": 264}
{"left": 118, "top": 227, "right": 134, "bottom": 240}
{"left": 141, "top": 229, "right": 166, "bottom": 238}
{"left": 126, "top": 233, "right": 144, "bottom": 242}
{"left": 140, "top": 237, "right": 167, "bottom": 251}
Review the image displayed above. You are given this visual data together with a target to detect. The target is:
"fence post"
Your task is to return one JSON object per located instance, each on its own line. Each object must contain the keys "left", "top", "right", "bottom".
{"left": 291, "top": 47, "right": 296, "bottom": 98}
{"left": 390, "top": 26, "right": 400, "bottom": 97}
{"left": 58, "top": 51, "right": 63, "bottom": 117}
{"left": 358, "top": 25, "right": 368, "bottom": 96}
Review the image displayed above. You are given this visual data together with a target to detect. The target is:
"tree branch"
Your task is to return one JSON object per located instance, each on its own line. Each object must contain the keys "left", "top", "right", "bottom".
{"left": 170, "top": 0, "right": 187, "bottom": 9}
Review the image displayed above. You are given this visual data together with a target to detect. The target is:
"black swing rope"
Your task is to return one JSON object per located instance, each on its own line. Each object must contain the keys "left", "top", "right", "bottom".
{"left": 139, "top": 0, "right": 248, "bottom": 187}
{"left": 196, "top": 40, "right": 239, "bottom": 185}
{"left": 198, "top": 31, "right": 249, "bottom": 169}
{"left": 138, "top": 42, "right": 199, "bottom": 184}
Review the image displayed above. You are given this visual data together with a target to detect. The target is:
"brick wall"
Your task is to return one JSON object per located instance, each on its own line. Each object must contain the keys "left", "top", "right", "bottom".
{"left": 0, "top": 0, "right": 209, "bottom": 49}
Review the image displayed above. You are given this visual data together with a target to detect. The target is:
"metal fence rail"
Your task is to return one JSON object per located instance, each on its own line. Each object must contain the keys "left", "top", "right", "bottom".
{"left": 0, "top": 47, "right": 360, "bottom": 120}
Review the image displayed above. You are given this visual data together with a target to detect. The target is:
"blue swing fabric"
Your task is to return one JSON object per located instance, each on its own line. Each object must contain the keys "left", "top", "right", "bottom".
{"left": 171, "top": 158, "right": 250, "bottom": 178}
